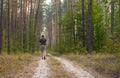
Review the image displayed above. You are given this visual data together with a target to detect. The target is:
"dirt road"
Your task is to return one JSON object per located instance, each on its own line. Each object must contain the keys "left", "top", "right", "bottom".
{"left": 33, "top": 55, "right": 95, "bottom": 78}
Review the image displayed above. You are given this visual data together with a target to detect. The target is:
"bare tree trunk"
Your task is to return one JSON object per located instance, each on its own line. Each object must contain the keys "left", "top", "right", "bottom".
{"left": 111, "top": 1, "right": 114, "bottom": 35}
{"left": 11, "top": 0, "right": 14, "bottom": 52}
{"left": 34, "top": 0, "right": 40, "bottom": 34}
{"left": 52, "top": 0, "right": 58, "bottom": 47}
{"left": 55, "top": 0, "right": 59, "bottom": 46}
{"left": 82, "top": 0, "right": 85, "bottom": 47}
{"left": 20, "top": 0, "right": 23, "bottom": 51}
{"left": 14, "top": 0, "right": 17, "bottom": 47}
{"left": 87, "top": 0, "right": 93, "bottom": 54}
{"left": 70, "top": 0, "right": 75, "bottom": 48}
{"left": 23, "top": 0, "right": 27, "bottom": 52}
{"left": 11, "top": 1, "right": 14, "bottom": 33}
{"left": 8, "top": 0, "right": 11, "bottom": 55}
{"left": 29, "top": 0, "right": 33, "bottom": 30}
{"left": 0, "top": 0, "right": 3, "bottom": 54}
{"left": 34, "top": 0, "right": 41, "bottom": 52}
{"left": 119, "top": 0, "right": 120, "bottom": 27}
{"left": 58, "top": 0, "right": 62, "bottom": 50}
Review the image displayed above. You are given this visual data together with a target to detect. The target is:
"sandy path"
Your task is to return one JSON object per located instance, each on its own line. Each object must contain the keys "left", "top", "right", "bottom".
{"left": 32, "top": 58, "right": 50, "bottom": 78}
{"left": 32, "top": 54, "right": 95, "bottom": 78}
{"left": 54, "top": 56, "right": 95, "bottom": 78}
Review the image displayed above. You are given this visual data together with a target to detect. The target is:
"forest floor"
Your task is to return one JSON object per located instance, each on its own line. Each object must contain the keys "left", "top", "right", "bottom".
{"left": 0, "top": 52, "right": 120, "bottom": 78}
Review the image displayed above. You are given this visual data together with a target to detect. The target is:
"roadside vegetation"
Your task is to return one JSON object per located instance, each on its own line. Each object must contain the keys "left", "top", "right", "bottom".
{"left": 59, "top": 53, "right": 120, "bottom": 78}
{"left": 0, "top": 52, "right": 40, "bottom": 78}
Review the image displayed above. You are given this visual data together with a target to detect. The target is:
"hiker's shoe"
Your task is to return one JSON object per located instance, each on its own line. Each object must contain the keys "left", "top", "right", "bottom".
{"left": 44, "top": 57, "right": 46, "bottom": 60}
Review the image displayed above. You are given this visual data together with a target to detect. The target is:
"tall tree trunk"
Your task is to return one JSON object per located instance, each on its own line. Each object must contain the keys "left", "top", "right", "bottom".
{"left": 11, "top": 0, "right": 14, "bottom": 52}
{"left": 55, "top": 0, "right": 59, "bottom": 45}
{"left": 70, "top": 0, "right": 75, "bottom": 48}
{"left": 53, "top": 0, "right": 58, "bottom": 47}
{"left": 34, "top": 0, "right": 40, "bottom": 34}
{"left": 119, "top": 0, "right": 120, "bottom": 27}
{"left": 82, "top": 0, "right": 85, "bottom": 47}
{"left": 14, "top": 0, "right": 17, "bottom": 49}
{"left": 0, "top": 0, "right": 3, "bottom": 54}
{"left": 20, "top": 0, "right": 23, "bottom": 51}
{"left": 28, "top": 0, "right": 33, "bottom": 52}
{"left": 111, "top": 1, "right": 114, "bottom": 35}
{"left": 34, "top": 0, "right": 40, "bottom": 52}
{"left": 11, "top": 1, "right": 13, "bottom": 33}
{"left": 58, "top": 0, "right": 62, "bottom": 50}
{"left": 8, "top": 0, "right": 11, "bottom": 55}
{"left": 87, "top": 0, "right": 93, "bottom": 54}
{"left": 23, "top": 0, "right": 27, "bottom": 52}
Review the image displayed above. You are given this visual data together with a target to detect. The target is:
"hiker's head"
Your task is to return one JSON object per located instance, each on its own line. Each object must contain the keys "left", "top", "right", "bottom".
{"left": 42, "top": 35, "right": 44, "bottom": 38}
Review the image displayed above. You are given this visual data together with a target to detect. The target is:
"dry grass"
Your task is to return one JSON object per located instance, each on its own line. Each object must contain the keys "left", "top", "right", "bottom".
{"left": 48, "top": 57, "right": 77, "bottom": 78}
{"left": 0, "top": 52, "right": 40, "bottom": 78}
{"left": 61, "top": 53, "right": 120, "bottom": 78}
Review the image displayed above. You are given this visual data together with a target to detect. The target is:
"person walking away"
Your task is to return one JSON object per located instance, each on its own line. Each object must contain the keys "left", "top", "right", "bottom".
{"left": 40, "top": 35, "right": 47, "bottom": 60}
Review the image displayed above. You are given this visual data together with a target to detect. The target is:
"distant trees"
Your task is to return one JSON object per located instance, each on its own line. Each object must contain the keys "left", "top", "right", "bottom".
{"left": 0, "top": 0, "right": 44, "bottom": 54}
{"left": 47, "top": 0, "right": 120, "bottom": 54}
{"left": 1, "top": 0, "right": 120, "bottom": 54}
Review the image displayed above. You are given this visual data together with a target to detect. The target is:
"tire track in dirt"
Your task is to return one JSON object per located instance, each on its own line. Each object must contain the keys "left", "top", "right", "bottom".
{"left": 54, "top": 56, "right": 95, "bottom": 78}
{"left": 33, "top": 54, "right": 95, "bottom": 78}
